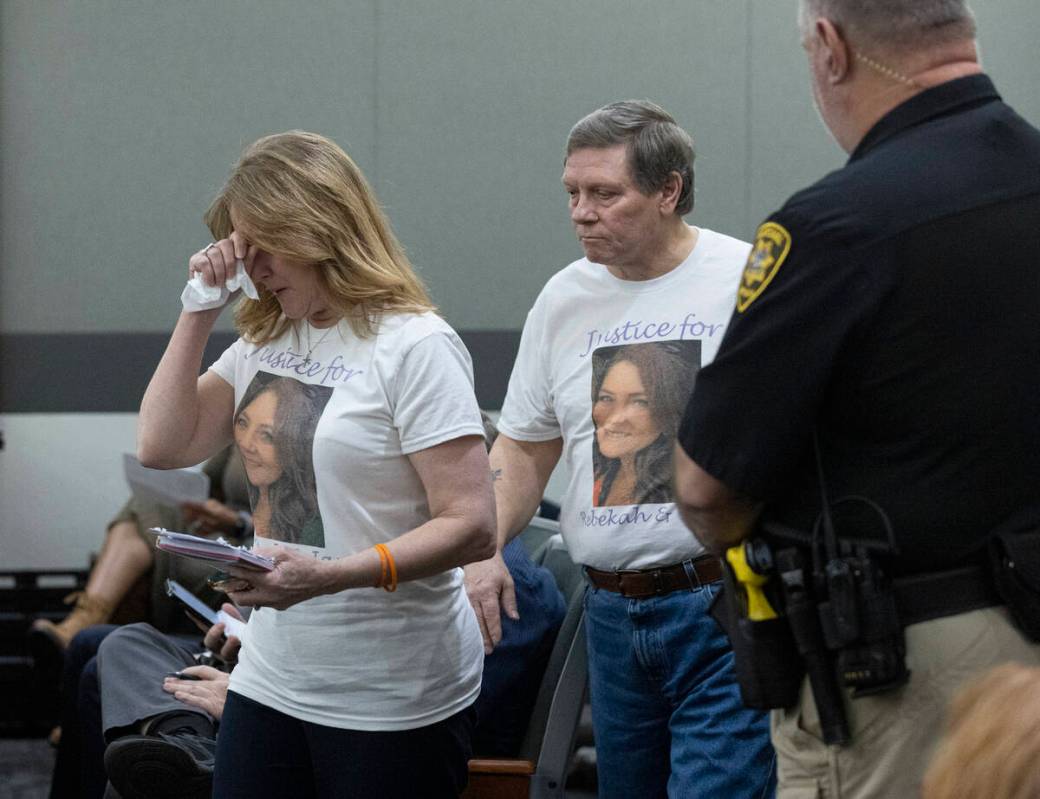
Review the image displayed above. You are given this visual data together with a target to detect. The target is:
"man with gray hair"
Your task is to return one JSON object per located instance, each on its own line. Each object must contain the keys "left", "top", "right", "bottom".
{"left": 676, "top": 1, "right": 1040, "bottom": 796}
{"left": 465, "top": 100, "right": 775, "bottom": 797}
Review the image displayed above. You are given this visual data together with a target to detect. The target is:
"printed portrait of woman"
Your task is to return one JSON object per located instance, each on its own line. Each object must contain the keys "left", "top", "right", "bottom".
{"left": 233, "top": 372, "right": 332, "bottom": 547}
{"left": 591, "top": 341, "right": 701, "bottom": 507}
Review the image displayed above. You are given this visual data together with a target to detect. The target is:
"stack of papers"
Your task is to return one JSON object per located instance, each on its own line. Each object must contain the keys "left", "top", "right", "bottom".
{"left": 149, "top": 528, "right": 275, "bottom": 571}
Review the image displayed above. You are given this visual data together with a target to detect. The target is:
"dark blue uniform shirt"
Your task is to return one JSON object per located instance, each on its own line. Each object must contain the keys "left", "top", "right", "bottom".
{"left": 680, "top": 75, "right": 1040, "bottom": 574}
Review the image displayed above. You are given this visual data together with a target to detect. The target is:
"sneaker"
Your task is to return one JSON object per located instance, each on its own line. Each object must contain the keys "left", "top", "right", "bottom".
{"left": 104, "top": 729, "right": 216, "bottom": 799}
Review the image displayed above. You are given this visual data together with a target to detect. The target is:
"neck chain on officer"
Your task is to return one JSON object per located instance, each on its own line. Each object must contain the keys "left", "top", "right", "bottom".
{"left": 302, "top": 322, "right": 335, "bottom": 365}
{"left": 853, "top": 51, "right": 921, "bottom": 90}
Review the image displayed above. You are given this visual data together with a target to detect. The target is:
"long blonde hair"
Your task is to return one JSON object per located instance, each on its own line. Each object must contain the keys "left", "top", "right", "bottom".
{"left": 922, "top": 662, "right": 1040, "bottom": 799}
{"left": 204, "top": 131, "right": 433, "bottom": 342}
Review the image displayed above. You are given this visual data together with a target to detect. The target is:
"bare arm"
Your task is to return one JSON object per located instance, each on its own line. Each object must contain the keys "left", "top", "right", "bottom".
{"left": 673, "top": 441, "right": 762, "bottom": 555}
{"left": 138, "top": 236, "right": 250, "bottom": 468}
{"left": 369, "top": 432, "right": 498, "bottom": 579}
{"left": 225, "top": 434, "right": 497, "bottom": 609}
{"left": 490, "top": 433, "right": 562, "bottom": 547}
{"left": 137, "top": 310, "right": 235, "bottom": 468}
{"left": 465, "top": 433, "right": 562, "bottom": 652}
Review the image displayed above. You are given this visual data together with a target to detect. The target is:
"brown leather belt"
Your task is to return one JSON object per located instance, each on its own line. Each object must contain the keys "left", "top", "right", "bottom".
{"left": 585, "top": 556, "right": 723, "bottom": 599}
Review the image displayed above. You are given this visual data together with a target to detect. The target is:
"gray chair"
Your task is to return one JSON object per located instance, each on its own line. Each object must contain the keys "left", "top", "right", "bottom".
{"left": 464, "top": 533, "right": 587, "bottom": 799}
{"left": 517, "top": 516, "right": 561, "bottom": 561}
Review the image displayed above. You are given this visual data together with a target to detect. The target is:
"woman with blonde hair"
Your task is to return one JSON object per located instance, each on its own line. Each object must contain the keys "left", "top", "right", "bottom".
{"left": 922, "top": 662, "right": 1040, "bottom": 799}
{"left": 134, "top": 131, "right": 495, "bottom": 798}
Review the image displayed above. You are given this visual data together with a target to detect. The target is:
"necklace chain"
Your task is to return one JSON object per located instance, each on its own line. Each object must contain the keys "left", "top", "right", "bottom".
{"left": 302, "top": 323, "right": 336, "bottom": 364}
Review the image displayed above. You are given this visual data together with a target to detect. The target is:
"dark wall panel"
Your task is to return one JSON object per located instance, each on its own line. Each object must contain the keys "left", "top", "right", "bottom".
{"left": 0, "top": 331, "right": 518, "bottom": 413}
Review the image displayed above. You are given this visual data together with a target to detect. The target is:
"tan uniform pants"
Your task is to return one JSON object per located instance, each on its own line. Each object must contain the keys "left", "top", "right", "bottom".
{"left": 772, "top": 606, "right": 1040, "bottom": 799}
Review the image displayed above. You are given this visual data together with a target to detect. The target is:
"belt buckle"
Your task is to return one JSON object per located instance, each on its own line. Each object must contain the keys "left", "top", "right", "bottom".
{"left": 614, "top": 567, "right": 640, "bottom": 598}
{"left": 613, "top": 567, "right": 631, "bottom": 597}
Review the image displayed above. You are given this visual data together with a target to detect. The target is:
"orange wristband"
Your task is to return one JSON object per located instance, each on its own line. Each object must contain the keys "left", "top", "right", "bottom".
{"left": 374, "top": 544, "right": 388, "bottom": 589}
{"left": 373, "top": 543, "right": 397, "bottom": 593}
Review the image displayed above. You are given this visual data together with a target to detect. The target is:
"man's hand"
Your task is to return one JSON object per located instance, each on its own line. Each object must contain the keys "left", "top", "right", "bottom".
{"left": 163, "top": 666, "right": 230, "bottom": 721}
{"left": 464, "top": 552, "right": 518, "bottom": 654}
{"left": 203, "top": 603, "right": 243, "bottom": 663}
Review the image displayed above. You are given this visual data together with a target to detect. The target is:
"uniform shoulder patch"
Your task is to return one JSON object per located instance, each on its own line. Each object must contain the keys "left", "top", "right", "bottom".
{"left": 736, "top": 221, "right": 791, "bottom": 313}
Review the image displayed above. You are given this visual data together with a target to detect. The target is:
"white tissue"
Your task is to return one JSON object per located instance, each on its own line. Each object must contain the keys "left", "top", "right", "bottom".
{"left": 180, "top": 259, "right": 259, "bottom": 311}
{"left": 218, "top": 608, "right": 247, "bottom": 639}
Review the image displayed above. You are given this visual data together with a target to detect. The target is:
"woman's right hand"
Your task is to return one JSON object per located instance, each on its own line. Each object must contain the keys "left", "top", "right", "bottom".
{"left": 188, "top": 231, "right": 255, "bottom": 288}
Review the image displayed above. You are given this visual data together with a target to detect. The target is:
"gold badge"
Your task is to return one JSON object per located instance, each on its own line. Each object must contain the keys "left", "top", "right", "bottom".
{"left": 737, "top": 222, "right": 791, "bottom": 313}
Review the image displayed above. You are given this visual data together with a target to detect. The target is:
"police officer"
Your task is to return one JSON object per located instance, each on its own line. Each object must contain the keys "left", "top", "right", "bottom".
{"left": 673, "top": 1, "right": 1040, "bottom": 797}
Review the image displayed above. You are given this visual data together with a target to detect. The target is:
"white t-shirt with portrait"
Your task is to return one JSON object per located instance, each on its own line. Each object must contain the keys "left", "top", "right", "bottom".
{"left": 209, "top": 311, "right": 486, "bottom": 731}
{"left": 498, "top": 227, "right": 749, "bottom": 570}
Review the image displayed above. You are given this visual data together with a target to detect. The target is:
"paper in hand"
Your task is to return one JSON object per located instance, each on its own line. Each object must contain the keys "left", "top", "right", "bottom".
{"left": 166, "top": 578, "right": 248, "bottom": 638}
{"left": 181, "top": 258, "right": 259, "bottom": 311}
{"left": 124, "top": 454, "right": 209, "bottom": 509}
{"left": 218, "top": 609, "right": 247, "bottom": 639}
{"left": 149, "top": 527, "right": 275, "bottom": 571}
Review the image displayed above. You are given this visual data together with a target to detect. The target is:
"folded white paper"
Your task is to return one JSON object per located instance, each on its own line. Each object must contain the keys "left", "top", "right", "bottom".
{"left": 218, "top": 609, "right": 247, "bottom": 639}
{"left": 124, "top": 453, "right": 209, "bottom": 508}
{"left": 181, "top": 258, "right": 259, "bottom": 311}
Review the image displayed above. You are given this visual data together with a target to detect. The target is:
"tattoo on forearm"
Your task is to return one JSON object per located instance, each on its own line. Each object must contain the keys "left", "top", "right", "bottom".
{"left": 491, "top": 468, "right": 502, "bottom": 483}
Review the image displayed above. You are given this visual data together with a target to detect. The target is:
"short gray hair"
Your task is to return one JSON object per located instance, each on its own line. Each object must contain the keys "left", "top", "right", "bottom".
{"left": 566, "top": 100, "right": 695, "bottom": 216}
{"left": 799, "top": 0, "right": 976, "bottom": 50}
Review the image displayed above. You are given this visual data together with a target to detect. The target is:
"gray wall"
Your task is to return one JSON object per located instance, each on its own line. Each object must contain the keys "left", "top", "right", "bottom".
{"left": 2, "top": 1, "right": 1039, "bottom": 567}
{"left": 4, "top": 1, "right": 1038, "bottom": 337}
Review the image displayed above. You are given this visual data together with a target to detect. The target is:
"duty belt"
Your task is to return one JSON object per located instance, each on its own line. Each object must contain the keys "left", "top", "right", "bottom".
{"left": 584, "top": 556, "right": 722, "bottom": 599}
{"left": 894, "top": 564, "right": 1001, "bottom": 627}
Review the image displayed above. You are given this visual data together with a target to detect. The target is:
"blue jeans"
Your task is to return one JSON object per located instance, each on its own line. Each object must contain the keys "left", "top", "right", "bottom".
{"left": 584, "top": 580, "right": 776, "bottom": 799}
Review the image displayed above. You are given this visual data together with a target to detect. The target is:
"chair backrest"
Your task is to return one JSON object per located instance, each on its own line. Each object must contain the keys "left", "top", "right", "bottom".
{"left": 517, "top": 535, "right": 588, "bottom": 799}
{"left": 534, "top": 533, "right": 584, "bottom": 606}
{"left": 517, "top": 516, "right": 561, "bottom": 561}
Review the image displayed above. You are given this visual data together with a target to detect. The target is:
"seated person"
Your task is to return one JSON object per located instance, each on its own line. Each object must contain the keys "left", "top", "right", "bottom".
{"left": 97, "top": 536, "right": 565, "bottom": 798}
{"left": 31, "top": 446, "right": 251, "bottom": 653}
{"left": 44, "top": 447, "right": 250, "bottom": 797}
{"left": 48, "top": 609, "right": 244, "bottom": 799}
{"left": 470, "top": 535, "right": 566, "bottom": 757}
{"left": 62, "top": 416, "right": 565, "bottom": 798}
{"left": 469, "top": 412, "right": 569, "bottom": 756}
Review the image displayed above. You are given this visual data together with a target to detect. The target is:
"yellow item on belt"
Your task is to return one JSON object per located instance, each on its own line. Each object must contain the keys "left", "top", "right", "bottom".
{"left": 726, "top": 544, "right": 778, "bottom": 621}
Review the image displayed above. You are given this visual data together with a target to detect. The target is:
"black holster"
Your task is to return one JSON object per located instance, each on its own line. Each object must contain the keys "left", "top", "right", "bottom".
{"left": 989, "top": 507, "right": 1040, "bottom": 641}
{"left": 709, "top": 566, "right": 803, "bottom": 710}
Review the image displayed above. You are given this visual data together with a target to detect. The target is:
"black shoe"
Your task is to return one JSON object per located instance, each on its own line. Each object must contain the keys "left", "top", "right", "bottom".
{"left": 104, "top": 729, "right": 215, "bottom": 799}
{"left": 26, "top": 622, "right": 65, "bottom": 682}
